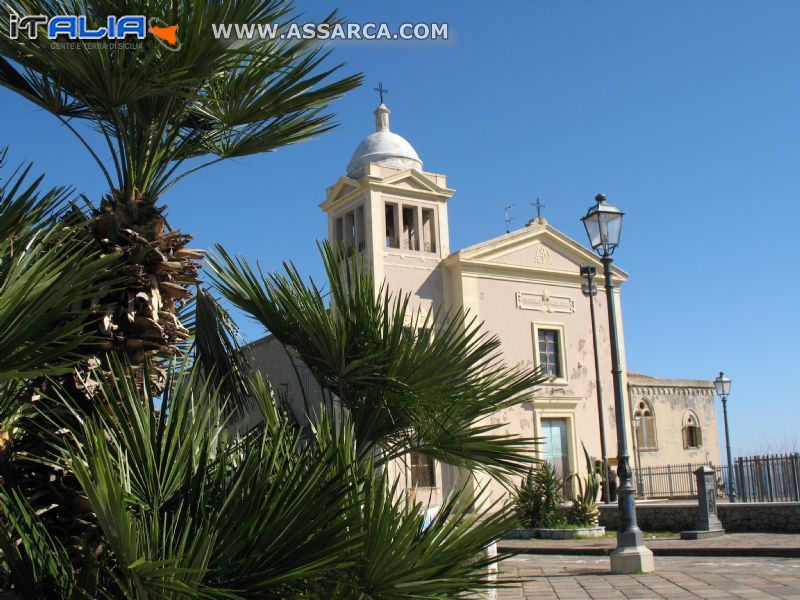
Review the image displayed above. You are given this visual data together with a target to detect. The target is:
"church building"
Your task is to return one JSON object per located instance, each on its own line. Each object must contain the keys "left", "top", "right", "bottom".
{"left": 246, "top": 100, "right": 722, "bottom": 505}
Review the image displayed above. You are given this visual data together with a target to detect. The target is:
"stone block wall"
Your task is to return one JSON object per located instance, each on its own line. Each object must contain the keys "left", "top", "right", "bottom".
{"left": 599, "top": 502, "right": 800, "bottom": 532}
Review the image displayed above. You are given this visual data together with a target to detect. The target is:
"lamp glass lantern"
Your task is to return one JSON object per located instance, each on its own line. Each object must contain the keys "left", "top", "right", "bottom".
{"left": 581, "top": 194, "right": 624, "bottom": 256}
{"left": 714, "top": 372, "right": 731, "bottom": 397}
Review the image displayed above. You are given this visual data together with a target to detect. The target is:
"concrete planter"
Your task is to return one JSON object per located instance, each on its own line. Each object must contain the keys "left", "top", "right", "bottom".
{"left": 506, "top": 526, "right": 605, "bottom": 540}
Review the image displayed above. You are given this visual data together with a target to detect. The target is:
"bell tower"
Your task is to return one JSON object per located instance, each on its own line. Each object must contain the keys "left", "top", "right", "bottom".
{"left": 320, "top": 100, "right": 455, "bottom": 316}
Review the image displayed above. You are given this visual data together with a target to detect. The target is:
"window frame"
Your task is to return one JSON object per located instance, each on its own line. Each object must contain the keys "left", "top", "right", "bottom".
{"left": 633, "top": 398, "right": 658, "bottom": 451}
{"left": 409, "top": 451, "right": 436, "bottom": 488}
{"left": 682, "top": 411, "right": 703, "bottom": 449}
{"left": 531, "top": 322, "right": 568, "bottom": 385}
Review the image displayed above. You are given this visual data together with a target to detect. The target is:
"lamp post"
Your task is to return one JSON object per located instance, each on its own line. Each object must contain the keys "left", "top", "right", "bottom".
{"left": 581, "top": 193, "right": 654, "bottom": 574}
{"left": 580, "top": 265, "right": 611, "bottom": 504}
{"left": 633, "top": 415, "right": 646, "bottom": 499}
{"left": 713, "top": 372, "right": 735, "bottom": 502}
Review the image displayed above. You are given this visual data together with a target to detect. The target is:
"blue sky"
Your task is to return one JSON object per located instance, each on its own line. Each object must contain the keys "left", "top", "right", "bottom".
{"left": 2, "top": 1, "right": 798, "bottom": 456}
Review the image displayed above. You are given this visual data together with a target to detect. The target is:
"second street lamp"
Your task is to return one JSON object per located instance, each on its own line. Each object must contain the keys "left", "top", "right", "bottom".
{"left": 714, "top": 372, "right": 736, "bottom": 502}
{"left": 580, "top": 264, "right": 611, "bottom": 504}
{"left": 581, "top": 193, "right": 654, "bottom": 574}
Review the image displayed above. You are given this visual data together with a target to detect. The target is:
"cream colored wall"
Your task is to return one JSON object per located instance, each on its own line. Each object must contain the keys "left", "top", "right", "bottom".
{"left": 242, "top": 337, "right": 328, "bottom": 430}
{"left": 313, "top": 159, "right": 724, "bottom": 509}
{"left": 450, "top": 263, "right": 622, "bottom": 502}
{"left": 628, "top": 377, "right": 722, "bottom": 469}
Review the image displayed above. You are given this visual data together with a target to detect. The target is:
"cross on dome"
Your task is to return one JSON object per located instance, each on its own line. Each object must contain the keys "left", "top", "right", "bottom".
{"left": 346, "top": 92, "right": 423, "bottom": 176}
{"left": 374, "top": 82, "right": 389, "bottom": 104}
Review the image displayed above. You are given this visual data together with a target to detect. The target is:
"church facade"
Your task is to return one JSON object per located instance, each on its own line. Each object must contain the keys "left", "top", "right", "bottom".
{"left": 248, "top": 101, "right": 721, "bottom": 505}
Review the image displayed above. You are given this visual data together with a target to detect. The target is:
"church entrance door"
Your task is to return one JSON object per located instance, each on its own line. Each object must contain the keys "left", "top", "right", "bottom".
{"left": 541, "top": 418, "right": 570, "bottom": 483}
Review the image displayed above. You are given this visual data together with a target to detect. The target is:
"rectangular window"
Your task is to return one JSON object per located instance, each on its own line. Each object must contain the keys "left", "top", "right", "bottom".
{"left": 355, "top": 206, "right": 365, "bottom": 251}
{"left": 344, "top": 211, "right": 355, "bottom": 247}
{"left": 402, "top": 206, "right": 418, "bottom": 250}
{"left": 410, "top": 451, "right": 435, "bottom": 488}
{"left": 538, "top": 329, "right": 562, "bottom": 379}
{"left": 385, "top": 203, "right": 399, "bottom": 248}
{"left": 335, "top": 217, "right": 344, "bottom": 243}
{"left": 421, "top": 208, "right": 436, "bottom": 253}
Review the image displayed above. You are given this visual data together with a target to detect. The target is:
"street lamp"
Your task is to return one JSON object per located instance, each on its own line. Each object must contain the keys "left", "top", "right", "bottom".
{"left": 633, "top": 415, "right": 646, "bottom": 499}
{"left": 580, "top": 265, "right": 610, "bottom": 504}
{"left": 713, "top": 372, "right": 736, "bottom": 502}
{"left": 581, "top": 193, "right": 654, "bottom": 574}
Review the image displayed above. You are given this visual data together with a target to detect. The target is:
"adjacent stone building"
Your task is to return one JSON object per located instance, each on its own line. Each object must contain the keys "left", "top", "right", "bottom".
{"left": 248, "top": 101, "right": 722, "bottom": 506}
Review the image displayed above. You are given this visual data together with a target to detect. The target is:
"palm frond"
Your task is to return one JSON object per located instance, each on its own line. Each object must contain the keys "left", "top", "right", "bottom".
{"left": 0, "top": 154, "right": 121, "bottom": 380}
{"left": 54, "top": 356, "right": 357, "bottom": 598}
{"left": 0, "top": 0, "right": 362, "bottom": 198}
{"left": 207, "top": 241, "right": 546, "bottom": 482}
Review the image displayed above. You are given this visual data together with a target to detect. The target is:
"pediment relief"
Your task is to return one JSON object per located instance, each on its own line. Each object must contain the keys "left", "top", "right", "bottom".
{"left": 491, "top": 241, "right": 579, "bottom": 271}
{"left": 454, "top": 225, "right": 628, "bottom": 279}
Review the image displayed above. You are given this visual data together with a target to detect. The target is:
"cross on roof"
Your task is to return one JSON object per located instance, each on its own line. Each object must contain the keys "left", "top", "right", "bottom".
{"left": 533, "top": 198, "right": 546, "bottom": 219}
{"left": 374, "top": 82, "right": 389, "bottom": 104}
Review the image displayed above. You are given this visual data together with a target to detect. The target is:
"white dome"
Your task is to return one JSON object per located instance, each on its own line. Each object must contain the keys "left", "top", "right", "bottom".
{"left": 346, "top": 104, "right": 422, "bottom": 176}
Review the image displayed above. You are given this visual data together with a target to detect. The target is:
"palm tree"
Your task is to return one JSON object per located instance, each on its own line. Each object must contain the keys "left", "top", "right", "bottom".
{"left": 1, "top": 242, "right": 543, "bottom": 597}
{"left": 0, "top": 148, "right": 125, "bottom": 570}
{"left": 1, "top": 2, "right": 360, "bottom": 560}
{"left": 207, "top": 243, "right": 545, "bottom": 483}
{"left": 0, "top": 0, "right": 362, "bottom": 386}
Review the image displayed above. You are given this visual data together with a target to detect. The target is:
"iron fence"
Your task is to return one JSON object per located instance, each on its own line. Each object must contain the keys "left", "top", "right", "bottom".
{"left": 733, "top": 453, "right": 800, "bottom": 502}
{"left": 631, "top": 462, "right": 715, "bottom": 498}
{"left": 629, "top": 454, "right": 800, "bottom": 502}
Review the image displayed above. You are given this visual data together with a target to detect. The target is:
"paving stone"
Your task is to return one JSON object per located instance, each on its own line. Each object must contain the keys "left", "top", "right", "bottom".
{"left": 499, "top": 555, "right": 800, "bottom": 599}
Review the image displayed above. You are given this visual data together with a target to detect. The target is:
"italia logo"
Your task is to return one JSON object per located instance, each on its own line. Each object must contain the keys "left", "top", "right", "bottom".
{"left": 8, "top": 14, "right": 181, "bottom": 50}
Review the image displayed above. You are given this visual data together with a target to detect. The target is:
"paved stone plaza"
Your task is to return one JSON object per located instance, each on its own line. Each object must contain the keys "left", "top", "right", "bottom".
{"left": 498, "top": 554, "right": 800, "bottom": 599}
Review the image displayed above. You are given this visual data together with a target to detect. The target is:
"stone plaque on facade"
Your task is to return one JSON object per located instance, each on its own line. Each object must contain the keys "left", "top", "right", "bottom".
{"left": 516, "top": 290, "right": 575, "bottom": 314}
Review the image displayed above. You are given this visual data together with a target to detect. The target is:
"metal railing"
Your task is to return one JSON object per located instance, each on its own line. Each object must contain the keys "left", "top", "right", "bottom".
{"left": 632, "top": 462, "right": 716, "bottom": 498}
{"left": 385, "top": 236, "right": 437, "bottom": 253}
{"left": 630, "top": 454, "right": 800, "bottom": 502}
{"left": 733, "top": 453, "right": 800, "bottom": 502}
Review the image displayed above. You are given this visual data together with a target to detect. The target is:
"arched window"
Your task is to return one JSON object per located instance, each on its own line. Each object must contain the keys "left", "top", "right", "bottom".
{"left": 410, "top": 452, "right": 436, "bottom": 488}
{"left": 633, "top": 399, "right": 657, "bottom": 450}
{"left": 682, "top": 411, "right": 703, "bottom": 449}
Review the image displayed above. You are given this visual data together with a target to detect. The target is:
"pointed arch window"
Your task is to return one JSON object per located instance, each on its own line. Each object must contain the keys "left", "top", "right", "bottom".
{"left": 682, "top": 411, "right": 703, "bottom": 449}
{"left": 410, "top": 451, "right": 436, "bottom": 488}
{"left": 633, "top": 399, "right": 657, "bottom": 450}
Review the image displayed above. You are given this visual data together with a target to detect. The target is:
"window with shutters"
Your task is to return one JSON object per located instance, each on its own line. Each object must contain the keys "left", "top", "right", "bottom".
{"left": 532, "top": 323, "right": 568, "bottom": 384}
{"left": 633, "top": 399, "right": 657, "bottom": 450}
{"left": 682, "top": 412, "right": 703, "bottom": 449}
{"left": 410, "top": 452, "right": 436, "bottom": 488}
{"left": 538, "top": 329, "right": 561, "bottom": 379}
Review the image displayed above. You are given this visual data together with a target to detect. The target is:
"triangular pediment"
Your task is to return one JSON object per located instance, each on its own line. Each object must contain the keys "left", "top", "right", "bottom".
{"left": 321, "top": 176, "right": 361, "bottom": 209}
{"left": 329, "top": 177, "right": 360, "bottom": 202}
{"left": 378, "top": 170, "right": 453, "bottom": 197}
{"left": 492, "top": 239, "right": 580, "bottom": 271}
{"left": 452, "top": 221, "right": 627, "bottom": 280}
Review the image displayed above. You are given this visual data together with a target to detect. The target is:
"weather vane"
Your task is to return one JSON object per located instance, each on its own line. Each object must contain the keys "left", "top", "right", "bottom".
{"left": 374, "top": 82, "right": 389, "bottom": 104}
{"left": 504, "top": 204, "right": 516, "bottom": 233}
{"left": 532, "top": 197, "right": 546, "bottom": 219}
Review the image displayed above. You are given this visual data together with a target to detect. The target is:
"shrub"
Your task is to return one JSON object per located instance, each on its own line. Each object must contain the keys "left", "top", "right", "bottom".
{"left": 515, "top": 461, "right": 563, "bottom": 529}
{"left": 566, "top": 444, "right": 602, "bottom": 527}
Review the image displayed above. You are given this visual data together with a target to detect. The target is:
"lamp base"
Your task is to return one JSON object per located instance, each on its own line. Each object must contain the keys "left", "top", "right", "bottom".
{"left": 610, "top": 545, "right": 655, "bottom": 574}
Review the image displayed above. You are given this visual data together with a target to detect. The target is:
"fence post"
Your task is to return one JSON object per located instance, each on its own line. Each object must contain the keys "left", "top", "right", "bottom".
{"left": 667, "top": 465, "right": 674, "bottom": 497}
{"left": 767, "top": 454, "right": 775, "bottom": 502}
{"left": 688, "top": 464, "right": 694, "bottom": 495}
{"left": 647, "top": 466, "right": 654, "bottom": 498}
{"left": 794, "top": 453, "right": 800, "bottom": 502}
